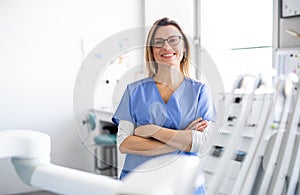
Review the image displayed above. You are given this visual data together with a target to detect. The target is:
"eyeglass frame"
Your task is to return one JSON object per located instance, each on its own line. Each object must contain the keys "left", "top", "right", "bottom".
{"left": 151, "top": 35, "right": 182, "bottom": 48}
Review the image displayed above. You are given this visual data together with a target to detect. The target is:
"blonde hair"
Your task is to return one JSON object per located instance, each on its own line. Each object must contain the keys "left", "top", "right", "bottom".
{"left": 145, "top": 17, "right": 191, "bottom": 77}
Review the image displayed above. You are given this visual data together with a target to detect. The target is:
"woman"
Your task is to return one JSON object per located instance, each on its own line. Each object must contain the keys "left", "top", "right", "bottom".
{"left": 112, "top": 17, "right": 216, "bottom": 194}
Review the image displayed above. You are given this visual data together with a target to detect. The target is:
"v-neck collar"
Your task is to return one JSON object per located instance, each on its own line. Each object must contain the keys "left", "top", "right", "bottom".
{"left": 151, "top": 77, "right": 185, "bottom": 105}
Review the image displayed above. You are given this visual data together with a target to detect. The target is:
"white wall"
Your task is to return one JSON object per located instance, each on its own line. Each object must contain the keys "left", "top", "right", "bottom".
{"left": 145, "top": 0, "right": 193, "bottom": 36}
{"left": 0, "top": 0, "right": 141, "bottom": 194}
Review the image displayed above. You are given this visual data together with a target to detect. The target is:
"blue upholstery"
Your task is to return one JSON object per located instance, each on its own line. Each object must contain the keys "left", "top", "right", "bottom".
{"left": 88, "top": 112, "right": 97, "bottom": 131}
{"left": 94, "top": 134, "right": 117, "bottom": 145}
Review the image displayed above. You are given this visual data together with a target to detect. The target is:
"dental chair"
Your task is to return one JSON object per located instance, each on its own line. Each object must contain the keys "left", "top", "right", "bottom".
{"left": 83, "top": 112, "right": 118, "bottom": 178}
{"left": 0, "top": 129, "right": 202, "bottom": 195}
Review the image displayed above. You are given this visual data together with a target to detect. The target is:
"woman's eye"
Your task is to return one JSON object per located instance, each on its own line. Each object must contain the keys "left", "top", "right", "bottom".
{"left": 169, "top": 38, "right": 176, "bottom": 43}
{"left": 154, "top": 40, "right": 163, "bottom": 45}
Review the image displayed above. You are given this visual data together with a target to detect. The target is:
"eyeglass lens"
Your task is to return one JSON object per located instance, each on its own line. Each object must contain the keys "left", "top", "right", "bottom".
{"left": 152, "top": 36, "right": 181, "bottom": 47}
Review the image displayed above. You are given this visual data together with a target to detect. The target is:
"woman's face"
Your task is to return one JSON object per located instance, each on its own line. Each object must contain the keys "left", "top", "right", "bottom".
{"left": 152, "top": 25, "right": 185, "bottom": 69}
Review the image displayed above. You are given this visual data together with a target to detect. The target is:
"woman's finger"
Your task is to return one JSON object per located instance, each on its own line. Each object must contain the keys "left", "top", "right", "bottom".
{"left": 199, "top": 120, "right": 208, "bottom": 127}
{"left": 186, "top": 117, "right": 202, "bottom": 129}
{"left": 195, "top": 120, "right": 208, "bottom": 132}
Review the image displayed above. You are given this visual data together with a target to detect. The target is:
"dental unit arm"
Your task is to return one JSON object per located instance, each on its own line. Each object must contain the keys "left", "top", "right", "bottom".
{"left": 0, "top": 129, "right": 123, "bottom": 195}
{"left": 0, "top": 129, "right": 202, "bottom": 195}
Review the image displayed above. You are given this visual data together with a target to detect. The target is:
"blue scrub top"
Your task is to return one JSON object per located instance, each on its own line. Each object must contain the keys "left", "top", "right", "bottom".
{"left": 112, "top": 77, "right": 216, "bottom": 179}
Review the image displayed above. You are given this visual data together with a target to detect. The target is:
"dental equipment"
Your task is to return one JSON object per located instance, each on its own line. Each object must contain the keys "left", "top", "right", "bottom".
{"left": 267, "top": 75, "right": 300, "bottom": 195}
{"left": 286, "top": 29, "right": 300, "bottom": 38}
{"left": 0, "top": 129, "right": 202, "bottom": 195}
{"left": 256, "top": 74, "right": 297, "bottom": 195}
{"left": 202, "top": 74, "right": 270, "bottom": 195}
{"left": 286, "top": 132, "right": 300, "bottom": 195}
{"left": 234, "top": 76, "right": 287, "bottom": 194}
{"left": 230, "top": 75, "right": 275, "bottom": 195}
{"left": 0, "top": 129, "right": 123, "bottom": 195}
{"left": 208, "top": 74, "right": 268, "bottom": 195}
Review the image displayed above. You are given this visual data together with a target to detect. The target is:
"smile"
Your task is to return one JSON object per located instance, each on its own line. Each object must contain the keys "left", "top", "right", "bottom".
{"left": 161, "top": 53, "right": 176, "bottom": 57}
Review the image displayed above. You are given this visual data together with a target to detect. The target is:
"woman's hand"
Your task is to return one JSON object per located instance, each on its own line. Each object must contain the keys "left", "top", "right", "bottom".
{"left": 134, "top": 124, "right": 162, "bottom": 138}
{"left": 185, "top": 117, "right": 208, "bottom": 132}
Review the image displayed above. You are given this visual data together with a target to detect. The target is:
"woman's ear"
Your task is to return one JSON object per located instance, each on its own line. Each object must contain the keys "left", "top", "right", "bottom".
{"left": 182, "top": 51, "right": 187, "bottom": 62}
{"left": 183, "top": 47, "right": 187, "bottom": 55}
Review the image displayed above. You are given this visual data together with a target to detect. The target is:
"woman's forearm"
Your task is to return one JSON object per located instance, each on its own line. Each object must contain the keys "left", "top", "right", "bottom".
{"left": 133, "top": 118, "right": 209, "bottom": 152}
{"left": 119, "top": 135, "right": 178, "bottom": 156}
{"left": 151, "top": 128, "right": 193, "bottom": 152}
{"left": 134, "top": 124, "right": 193, "bottom": 152}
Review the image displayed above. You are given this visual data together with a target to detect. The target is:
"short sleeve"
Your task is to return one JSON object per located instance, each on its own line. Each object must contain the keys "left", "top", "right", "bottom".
{"left": 197, "top": 84, "right": 217, "bottom": 122}
{"left": 117, "top": 120, "right": 135, "bottom": 147}
{"left": 112, "top": 86, "right": 135, "bottom": 126}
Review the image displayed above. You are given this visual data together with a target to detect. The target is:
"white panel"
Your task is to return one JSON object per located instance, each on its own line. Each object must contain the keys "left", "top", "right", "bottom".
{"left": 275, "top": 47, "right": 300, "bottom": 76}
{"left": 282, "top": 0, "right": 300, "bottom": 17}
{"left": 145, "top": 0, "right": 193, "bottom": 37}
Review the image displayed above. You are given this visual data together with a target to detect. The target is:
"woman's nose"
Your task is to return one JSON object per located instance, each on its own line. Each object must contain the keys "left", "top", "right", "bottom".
{"left": 161, "top": 40, "right": 172, "bottom": 49}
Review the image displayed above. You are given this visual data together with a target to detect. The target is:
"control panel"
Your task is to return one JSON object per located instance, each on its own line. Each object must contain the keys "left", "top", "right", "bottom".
{"left": 282, "top": 0, "right": 300, "bottom": 18}
{"left": 274, "top": 48, "right": 300, "bottom": 76}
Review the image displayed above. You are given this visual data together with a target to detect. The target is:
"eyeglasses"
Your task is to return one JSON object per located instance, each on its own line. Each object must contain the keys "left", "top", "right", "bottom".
{"left": 151, "top": 36, "right": 182, "bottom": 48}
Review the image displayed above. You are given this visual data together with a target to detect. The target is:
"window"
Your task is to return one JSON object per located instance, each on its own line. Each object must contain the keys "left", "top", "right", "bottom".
{"left": 146, "top": 0, "right": 273, "bottom": 92}
{"left": 201, "top": 0, "right": 273, "bottom": 91}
